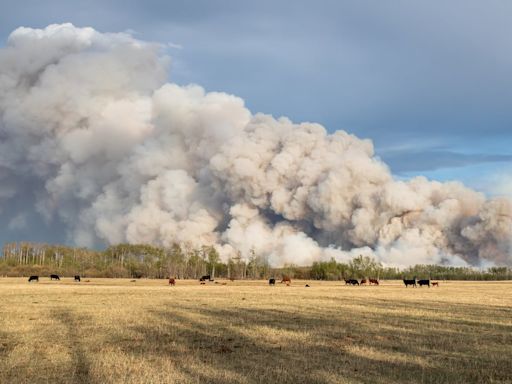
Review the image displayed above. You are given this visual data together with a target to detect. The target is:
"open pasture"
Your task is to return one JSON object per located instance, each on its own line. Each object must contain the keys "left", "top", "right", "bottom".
{"left": 0, "top": 278, "right": 511, "bottom": 384}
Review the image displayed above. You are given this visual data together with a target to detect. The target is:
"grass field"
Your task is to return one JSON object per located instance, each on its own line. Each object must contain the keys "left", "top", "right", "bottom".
{"left": 0, "top": 278, "right": 511, "bottom": 384}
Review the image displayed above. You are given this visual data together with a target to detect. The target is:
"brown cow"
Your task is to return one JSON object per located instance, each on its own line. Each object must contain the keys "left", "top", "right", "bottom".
{"left": 369, "top": 279, "right": 379, "bottom": 285}
{"left": 432, "top": 282, "right": 439, "bottom": 287}
{"left": 169, "top": 278, "right": 176, "bottom": 286}
{"left": 360, "top": 279, "right": 367, "bottom": 285}
{"left": 281, "top": 276, "right": 291, "bottom": 284}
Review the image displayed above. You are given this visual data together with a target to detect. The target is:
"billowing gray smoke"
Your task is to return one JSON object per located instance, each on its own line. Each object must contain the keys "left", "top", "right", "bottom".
{"left": 1, "top": 24, "right": 511, "bottom": 267}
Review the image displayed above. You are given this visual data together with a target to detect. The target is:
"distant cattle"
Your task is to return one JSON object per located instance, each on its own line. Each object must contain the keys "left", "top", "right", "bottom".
{"left": 169, "top": 278, "right": 176, "bottom": 286}
{"left": 432, "top": 282, "right": 439, "bottom": 287}
{"left": 418, "top": 279, "right": 430, "bottom": 287}
{"left": 369, "top": 279, "right": 379, "bottom": 285}
{"left": 281, "top": 276, "right": 291, "bottom": 284}
{"left": 345, "top": 279, "right": 359, "bottom": 286}
{"left": 403, "top": 279, "right": 416, "bottom": 287}
{"left": 28, "top": 275, "right": 38, "bottom": 282}
{"left": 50, "top": 274, "right": 60, "bottom": 281}
{"left": 199, "top": 275, "right": 212, "bottom": 282}
{"left": 360, "top": 279, "right": 367, "bottom": 285}
{"left": 305, "top": 284, "right": 310, "bottom": 287}
{"left": 74, "top": 275, "right": 80, "bottom": 282}
{"left": 269, "top": 278, "right": 276, "bottom": 286}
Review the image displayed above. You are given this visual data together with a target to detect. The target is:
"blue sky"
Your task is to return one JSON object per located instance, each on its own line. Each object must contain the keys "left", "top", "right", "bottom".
{"left": 1, "top": 0, "right": 511, "bottom": 195}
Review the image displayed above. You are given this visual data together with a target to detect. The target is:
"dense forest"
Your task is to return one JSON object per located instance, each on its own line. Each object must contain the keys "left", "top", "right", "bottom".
{"left": 1, "top": 242, "right": 511, "bottom": 280}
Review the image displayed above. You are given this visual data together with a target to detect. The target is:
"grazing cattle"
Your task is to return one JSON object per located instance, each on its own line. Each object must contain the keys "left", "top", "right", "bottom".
{"left": 169, "top": 278, "right": 176, "bottom": 286}
{"left": 269, "top": 278, "right": 276, "bottom": 286}
{"left": 199, "top": 275, "right": 212, "bottom": 282}
{"left": 360, "top": 279, "right": 367, "bottom": 285}
{"left": 50, "top": 274, "right": 60, "bottom": 281}
{"left": 432, "top": 282, "right": 439, "bottom": 287}
{"left": 28, "top": 275, "right": 39, "bottom": 282}
{"left": 229, "top": 277, "right": 235, "bottom": 282}
{"left": 345, "top": 279, "right": 359, "bottom": 286}
{"left": 369, "top": 279, "right": 379, "bottom": 285}
{"left": 403, "top": 279, "right": 416, "bottom": 287}
{"left": 305, "top": 284, "right": 310, "bottom": 287}
{"left": 74, "top": 275, "right": 80, "bottom": 282}
{"left": 418, "top": 279, "right": 430, "bottom": 287}
{"left": 281, "top": 276, "right": 291, "bottom": 284}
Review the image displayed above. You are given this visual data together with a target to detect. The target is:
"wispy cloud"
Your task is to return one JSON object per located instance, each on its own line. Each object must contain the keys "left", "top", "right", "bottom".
{"left": 8, "top": 213, "right": 27, "bottom": 230}
{"left": 381, "top": 149, "right": 512, "bottom": 174}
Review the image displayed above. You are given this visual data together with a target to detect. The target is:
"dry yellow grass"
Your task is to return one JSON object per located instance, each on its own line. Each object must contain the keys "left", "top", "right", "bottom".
{"left": 0, "top": 278, "right": 511, "bottom": 384}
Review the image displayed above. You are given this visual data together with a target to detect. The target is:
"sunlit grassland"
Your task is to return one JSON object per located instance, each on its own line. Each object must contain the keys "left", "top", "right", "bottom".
{"left": 0, "top": 278, "right": 510, "bottom": 384}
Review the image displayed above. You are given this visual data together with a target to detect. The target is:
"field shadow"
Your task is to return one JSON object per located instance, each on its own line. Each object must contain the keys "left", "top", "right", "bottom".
{"left": 0, "top": 309, "right": 96, "bottom": 384}
{"left": 104, "top": 296, "right": 512, "bottom": 384}
{"left": 54, "top": 309, "right": 96, "bottom": 384}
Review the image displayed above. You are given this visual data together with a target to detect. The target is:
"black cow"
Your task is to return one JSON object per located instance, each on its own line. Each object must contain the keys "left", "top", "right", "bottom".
{"left": 50, "top": 274, "right": 60, "bottom": 281}
{"left": 269, "top": 278, "right": 276, "bottom": 286}
{"left": 345, "top": 279, "right": 359, "bottom": 286}
{"left": 403, "top": 279, "right": 416, "bottom": 287}
{"left": 199, "top": 275, "right": 212, "bottom": 282}
{"left": 28, "top": 275, "right": 39, "bottom": 282}
{"left": 74, "top": 275, "right": 80, "bottom": 282}
{"left": 418, "top": 279, "right": 430, "bottom": 287}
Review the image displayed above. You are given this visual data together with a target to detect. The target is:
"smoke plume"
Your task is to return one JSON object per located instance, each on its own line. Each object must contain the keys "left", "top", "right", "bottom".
{"left": 1, "top": 24, "right": 510, "bottom": 267}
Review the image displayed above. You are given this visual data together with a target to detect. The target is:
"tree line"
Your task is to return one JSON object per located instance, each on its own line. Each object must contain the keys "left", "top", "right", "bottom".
{"left": 1, "top": 242, "right": 511, "bottom": 280}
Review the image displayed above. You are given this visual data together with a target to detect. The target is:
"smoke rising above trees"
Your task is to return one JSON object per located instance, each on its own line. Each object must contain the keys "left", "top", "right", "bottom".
{"left": 0, "top": 24, "right": 511, "bottom": 267}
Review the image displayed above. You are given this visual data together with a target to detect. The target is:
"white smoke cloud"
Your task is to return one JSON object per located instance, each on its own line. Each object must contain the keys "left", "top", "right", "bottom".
{"left": 0, "top": 23, "right": 511, "bottom": 267}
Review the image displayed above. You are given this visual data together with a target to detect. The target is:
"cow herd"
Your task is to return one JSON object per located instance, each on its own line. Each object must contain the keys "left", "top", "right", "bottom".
{"left": 190, "top": 275, "right": 439, "bottom": 288}
{"left": 343, "top": 278, "right": 439, "bottom": 287}
{"left": 27, "top": 274, "right": 439, "bottom": 288}
{"left": 27, "top": 274, "right": 80, "bottom": 282}
{"left": 268, "top": 277, "right": 292, "bottom": 285}
{"left": 344, "top": 278, "right": 380, "bottom": 286}
{"left": 403, "top": 278, "right": 439, "bottom": 287}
